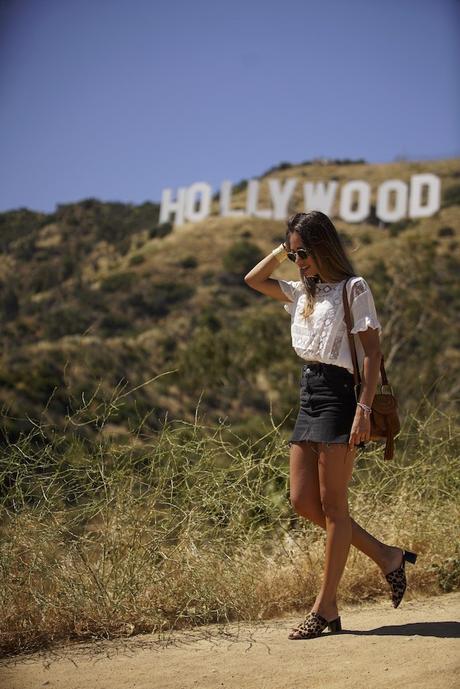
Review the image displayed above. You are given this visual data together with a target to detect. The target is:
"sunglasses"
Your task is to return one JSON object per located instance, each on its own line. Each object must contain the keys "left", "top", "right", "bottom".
{"left": 286, "top": 247, "right": 313, "bottom": 262}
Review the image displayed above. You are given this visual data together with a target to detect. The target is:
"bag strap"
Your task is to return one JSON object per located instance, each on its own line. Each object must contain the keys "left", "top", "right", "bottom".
{"left": 342, "top": 278, "right": 361, "bottom": 387}
{"left": 342, "top": 278, "right": 388, "bottom": 385}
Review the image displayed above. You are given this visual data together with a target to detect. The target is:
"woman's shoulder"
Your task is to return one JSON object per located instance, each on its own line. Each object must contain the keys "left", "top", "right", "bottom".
{"left": 276, "top": 279, "right": 304, "bottom": 316}
{"left": 346, "top": 275, "right": 372, "bottom": 288}
{"left": 347, "top": 274, "right": 368, "bottom": 285}
{"left": 345, "top": 275, "right": 373, "bottom": 299}
{"left": 277, "top": 278, "right": 304, "bottom": 296}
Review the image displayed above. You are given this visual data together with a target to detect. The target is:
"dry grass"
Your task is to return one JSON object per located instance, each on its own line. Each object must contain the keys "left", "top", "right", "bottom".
{"left": 0, "top": 386, "right": 459, "bottom": 658}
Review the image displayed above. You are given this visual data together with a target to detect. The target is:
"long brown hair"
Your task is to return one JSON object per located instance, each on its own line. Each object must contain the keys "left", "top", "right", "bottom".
{"left": 285, "top": 211, "right": 357, "bottom": 319}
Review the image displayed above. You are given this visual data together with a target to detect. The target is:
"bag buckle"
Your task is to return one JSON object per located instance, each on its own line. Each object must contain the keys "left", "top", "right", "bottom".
{"left": 379, "top": 384, "right": 393, "bottom": 395}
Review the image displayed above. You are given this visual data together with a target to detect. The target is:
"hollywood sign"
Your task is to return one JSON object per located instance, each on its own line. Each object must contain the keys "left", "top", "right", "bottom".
{"left": 160, "top": 173, "right": 441, "bottom": 227}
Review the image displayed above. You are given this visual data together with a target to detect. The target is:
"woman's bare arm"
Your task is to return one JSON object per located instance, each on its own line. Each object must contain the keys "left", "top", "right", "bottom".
{"left": 356, "top": 327, "right": 382, "bottom": 408}
{"left": 348, "top": 327, "right": 382, "bottom": 447}
{"left": 244, "top": 249, "right": 292, "bottom": 303}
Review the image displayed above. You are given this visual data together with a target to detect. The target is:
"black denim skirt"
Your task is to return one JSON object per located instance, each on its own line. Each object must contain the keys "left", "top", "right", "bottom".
{"left": 288, "top": 361, "right": 365, "bottom": 447}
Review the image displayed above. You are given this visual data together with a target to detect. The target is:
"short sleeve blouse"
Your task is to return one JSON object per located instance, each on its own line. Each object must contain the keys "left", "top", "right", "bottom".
{"left": 277, "top": 276, "right": 382, "bottom": 375}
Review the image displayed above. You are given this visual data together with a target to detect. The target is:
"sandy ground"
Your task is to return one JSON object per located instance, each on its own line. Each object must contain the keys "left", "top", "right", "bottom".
{"left": 1, "top": 592, "right": 459, "bottom": 689}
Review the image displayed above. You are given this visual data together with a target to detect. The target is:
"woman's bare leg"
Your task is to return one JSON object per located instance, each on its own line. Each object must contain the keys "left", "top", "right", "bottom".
{"left": 289, "top": 441, "right": 404, "bottom": 582}
{"left": 309, "top": 441, "right": 355, "bottom": 618}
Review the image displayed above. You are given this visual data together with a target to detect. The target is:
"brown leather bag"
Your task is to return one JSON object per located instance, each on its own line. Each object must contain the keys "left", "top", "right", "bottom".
{"left": 342, "top": 279, "right": 401, "bottom": 460}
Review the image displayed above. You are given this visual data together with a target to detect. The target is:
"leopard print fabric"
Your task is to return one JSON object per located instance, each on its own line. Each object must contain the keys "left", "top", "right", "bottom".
{"left": 288, "top": 611, "right": 341, "bottom": 640}
{"left": 385, "top": 560, "right": 407, "bottom": 608}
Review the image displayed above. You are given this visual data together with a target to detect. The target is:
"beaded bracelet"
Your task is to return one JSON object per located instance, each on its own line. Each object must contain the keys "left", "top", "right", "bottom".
{"left": 357, "top": 402, "right": 372, "bottom": 414}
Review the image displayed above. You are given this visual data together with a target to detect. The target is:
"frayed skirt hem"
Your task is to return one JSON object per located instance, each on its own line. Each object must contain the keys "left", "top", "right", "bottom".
{"left": 288, "top": 436, "right": 350, "bottom": 446}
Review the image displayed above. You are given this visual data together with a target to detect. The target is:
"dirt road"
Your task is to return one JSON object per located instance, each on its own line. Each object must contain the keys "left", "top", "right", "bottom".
{"left": 1, "top": 592, "right": 459, "bottom": 689}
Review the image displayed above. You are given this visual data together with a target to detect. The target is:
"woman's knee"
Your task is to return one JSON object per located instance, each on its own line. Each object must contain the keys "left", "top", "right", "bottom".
{"left": 290, "top": 493, "right": 324, "bottom": 524}
{"left": 317, "top": 443, "right": 354, "bottom": 519}
{"left": 319, "top": 497, "right": 349, "bottom": 521}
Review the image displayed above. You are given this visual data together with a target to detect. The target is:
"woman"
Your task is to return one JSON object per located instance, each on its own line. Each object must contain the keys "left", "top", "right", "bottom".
{"left": 244, "top": 211, "right": 417, "bottom": 640}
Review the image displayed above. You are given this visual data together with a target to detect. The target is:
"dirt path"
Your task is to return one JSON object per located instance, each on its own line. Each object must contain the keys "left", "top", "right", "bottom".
{"left": 1, "top": 592, "right": 459, "bottom": 689}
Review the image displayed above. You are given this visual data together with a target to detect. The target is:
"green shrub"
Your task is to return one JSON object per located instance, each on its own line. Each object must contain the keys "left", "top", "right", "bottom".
{"left": 429, "top": 547, "right": 460, "bottom": 592}
{"left": 194, "top": 307, "right": 222, "bottom": 332}
{"left": 438, "top": 226, "right": 455, "bottom": 237}
{"left": 388, "top": 218, "right": 418, "bottom": 236}
{"left": 0, "top": 287, "right": 19, "bottom": 322}
{"left": 338, "top": 231, "right": 353, "bottom": 248}
{"left": 442, "top": 184, "right": 460, "bottom": 208}
{"left": 129, "top": 254, "right": 145, "bottom": 266}
{"left": 29, "top": 264, "right": 62, "bottom": 293}
{"left": 213, "top": 179, "right": 248, "bottom": 200}
{"left": 201, "top": 270, "right": 215, "bottom": 284}
{"left": 99, "top": 313, "right": 133, "bottom": 335}
{"left": 148, "top": 222, "right": 173, "bottom": 239}
{"left": 160, "top": 334, "right": 178, "bottom": 361}
{"left": 23, "top": 356, "right": 68, "bottom": 409}
{"left": 179, "top": 255, "right": 198, "bottom": 269}
{"left": 12, "top": 235, "right": 36, "bottom": 260}
{"left": 222, "top": 240, "right": 263, "bottom": 277}
{"left": 259, "top": 161, "right": 293, "bottom": 177}
{"left": 126, "top": 282, "right": 193, "bottom": 318}
{"left": 367, "top": 205, "right": 381, "bottom": 226}
{"left": 42, "top": 305, "right": 95, "bottom": 340}
{"left": 0, "top": 208, "right": 44, "bottom": 251}
{"left": 218, "top": 272, "right": 247, "bottom": 286}
{"left": 118, "top": 236, "right": 131, "bottom": 256}
{"left": 62, "top": 254, "right": 76, "bottom": 279}
{"left": 100, "top": 271, "right": 136, "bottom": 293}
{"left": 334, "top": 157, "right": 366, "bottom": 164}
{"left": 233, "top": 179, "right": 249, "bottom": 193}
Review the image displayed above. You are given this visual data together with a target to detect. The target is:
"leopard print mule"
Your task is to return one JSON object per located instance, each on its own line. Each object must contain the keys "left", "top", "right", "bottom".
{"left": 385, "top": 549, "right": 418, "bottom": 608}
{"left": 288, "top": 611, "right": 342, "bottom": 640}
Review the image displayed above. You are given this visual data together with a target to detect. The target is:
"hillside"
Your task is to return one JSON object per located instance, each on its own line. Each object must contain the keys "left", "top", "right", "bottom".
{"left": 0, "top": 158, "right": 459, "bottom": 445}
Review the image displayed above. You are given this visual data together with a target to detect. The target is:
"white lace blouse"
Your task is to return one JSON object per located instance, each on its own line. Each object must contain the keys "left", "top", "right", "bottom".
{"left": 277, "top": 276, "right": 382, "bottom": 375}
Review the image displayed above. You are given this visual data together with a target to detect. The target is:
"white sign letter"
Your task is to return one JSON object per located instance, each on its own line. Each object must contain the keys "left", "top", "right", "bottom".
{"left": 268, "top": 178, "right": 297, "bottom": 220}
{"left": 376, "top": 179, "right": 408, "bottom": 222}
{"left": 246, "top": 180, "right": 273, "bottom": 219}
{"left": 339, "top": 181, "right": 370, "bottom": 223}
{"left": 303, "top": 181, "right": 338, "bottom": 215}
{"left": 160, "top": 187, "right": 187, "bottom": 226}
{"left": 184, "top": 182, "right": 212, "bottom": 223}
{"left": 409, "top": 173, "right": 441, "bottom": 218}
{"left": 220, "top": 180, "right": 245, "bottom": 218}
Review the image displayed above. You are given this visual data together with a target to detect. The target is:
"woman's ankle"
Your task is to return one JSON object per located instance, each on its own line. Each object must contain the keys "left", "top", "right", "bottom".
{"left": 379, "top": 544, "right": 404, "bottom": 575}
{"left": 311, "top": 598, "right": 339, "bottom": 618}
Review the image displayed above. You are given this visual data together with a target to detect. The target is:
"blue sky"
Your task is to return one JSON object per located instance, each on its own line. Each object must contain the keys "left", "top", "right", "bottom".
{"left": 0, "top": 0, "right": 459, "bottom": 214}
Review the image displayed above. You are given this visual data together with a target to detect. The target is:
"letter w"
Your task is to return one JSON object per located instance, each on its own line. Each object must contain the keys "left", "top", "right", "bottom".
{"left": 303, "top": 181, "right": 338, "bottom": 215}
